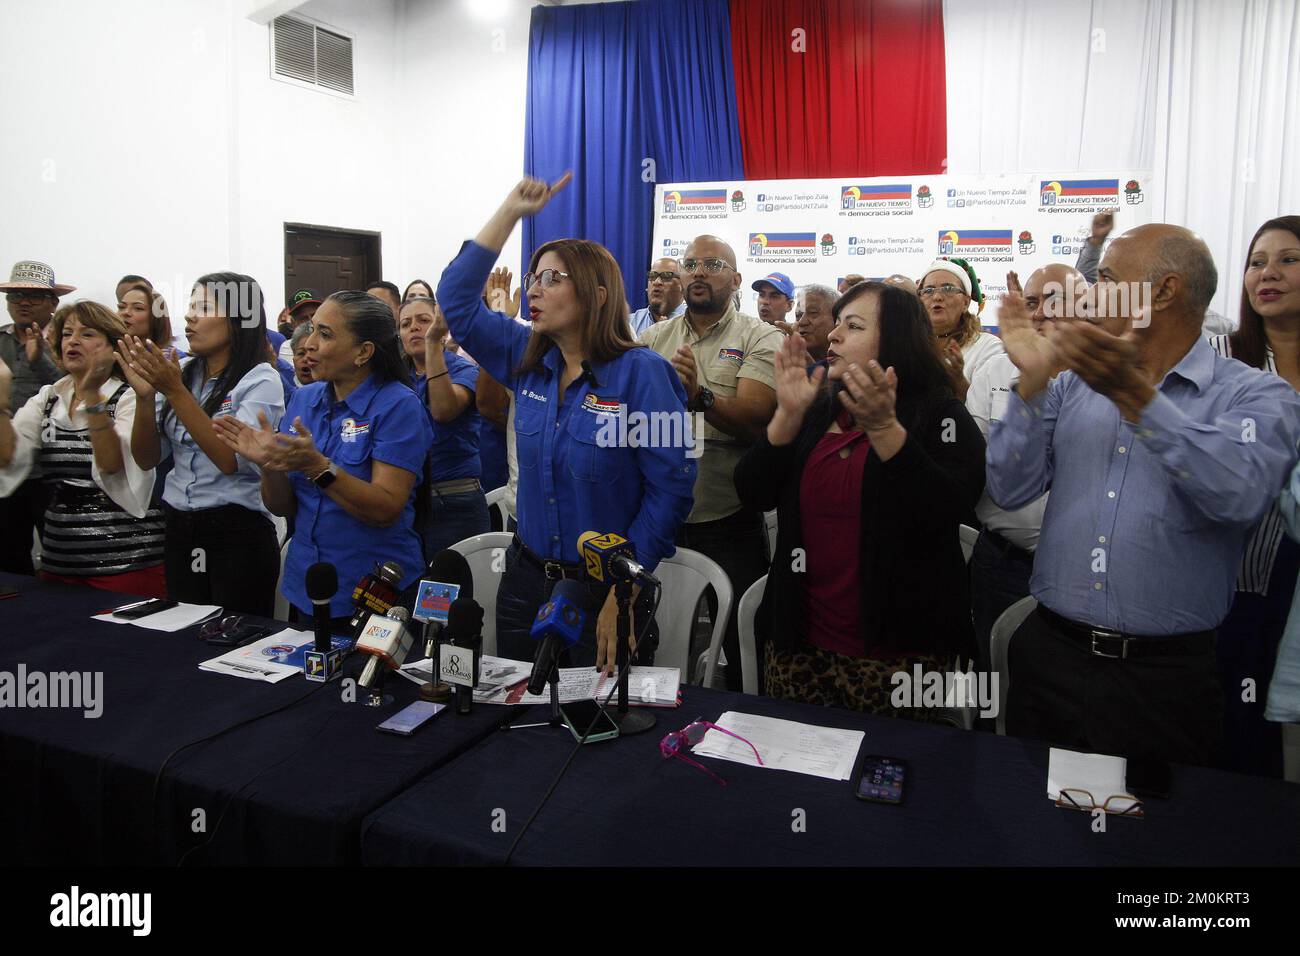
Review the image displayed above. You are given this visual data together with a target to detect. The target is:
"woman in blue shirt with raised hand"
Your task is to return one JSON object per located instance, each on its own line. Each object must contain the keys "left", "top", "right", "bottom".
{"left": 438, "top": 173, "right": 696, "bottom": 672}
{"left": 118, "top": 272, "right": 285, "bottom": 616}
{"left": 399, "top": 296, "right": 488, "bottom": 557}
{"left": 215, "top": 291, "right": 433, "bottom": 627}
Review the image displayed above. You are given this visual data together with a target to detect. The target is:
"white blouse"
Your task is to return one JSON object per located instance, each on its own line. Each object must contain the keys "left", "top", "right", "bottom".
{"left": 0, "top": 376, "right": 156, "bottom": 518}
{"left": 962, "top": 330, "right": 1007, "bottom": 388}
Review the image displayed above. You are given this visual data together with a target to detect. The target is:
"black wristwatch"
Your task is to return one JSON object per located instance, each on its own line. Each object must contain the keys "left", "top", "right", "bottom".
{"left": 690, "top": 386, "right": 715, "bottom": 413}
{"left": 311, "top": 461, "right": 338, "bottom": 489}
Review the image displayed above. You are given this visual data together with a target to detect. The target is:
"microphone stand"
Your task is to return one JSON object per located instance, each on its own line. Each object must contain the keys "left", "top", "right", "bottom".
{"left": 503, "top": 647, "right": 566, "bottom": 731}
{"left": 610, "top": 576, "right": 656, "bottom": 735}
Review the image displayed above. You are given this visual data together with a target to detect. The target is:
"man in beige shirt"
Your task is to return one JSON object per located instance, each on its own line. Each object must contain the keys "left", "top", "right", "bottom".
{"left": 641, "top": 235, "right": 781, "bottom": 691}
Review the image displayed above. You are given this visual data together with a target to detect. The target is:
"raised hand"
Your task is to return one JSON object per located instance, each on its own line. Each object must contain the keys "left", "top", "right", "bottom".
{"left": 839, "top": 360, "right": 899, "bottom": 433}
{"left": 766, "top": 333, "right": 824, "bottom": 445}
{"left": 270, "top": 416, "right": 328, "bottom": 474}
{"left": 1091, "top": 208, "right": 1116, "bottom": 244}
{"left": 21, "top": 324, "right": 44, "bottom": 364}
{"left": 74, "top": 340, "right": 117, "bottom": 401}
{"left": 940, "top": 338, "right": 968, "bottom": 401}
{"left": 671, "top": 344, "right": 700, "bottom": 404}
{"left": 999, "top": 291, "right": 1057, "bottom": 398}
{"left": 115, "top": 335, "right": 157, "bottom": 399}
{"left": 425, "top": 304, "right": 450, "bottom": 352}
{"left": 501, "top": 171, "right": 572, "bottom": 221}
{"left": 1006, "top": 270, "right": 1023, "bottom": 297}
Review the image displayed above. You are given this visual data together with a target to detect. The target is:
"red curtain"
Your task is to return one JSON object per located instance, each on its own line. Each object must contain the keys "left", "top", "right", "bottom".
{"left": 729, "top": 0, "right": 947, "bottom": 179}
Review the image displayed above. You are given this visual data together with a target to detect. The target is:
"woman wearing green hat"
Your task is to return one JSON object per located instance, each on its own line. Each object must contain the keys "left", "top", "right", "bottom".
{"left": 918, "top": 257, "right": 1005, "bottom": 401}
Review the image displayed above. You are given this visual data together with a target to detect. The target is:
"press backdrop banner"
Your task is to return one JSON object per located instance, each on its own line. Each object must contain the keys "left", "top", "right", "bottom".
{"left": 653, "top": 172, "right": 1155, "bottom": 327}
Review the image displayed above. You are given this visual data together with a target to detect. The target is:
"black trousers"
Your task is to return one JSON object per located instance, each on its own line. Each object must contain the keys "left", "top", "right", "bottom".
{"left": 1006, "top": 607, "right": 1223, "bottom": 767}
{"left": 0, "top": 479, "right": 50, "bottom": 575}
{"left": 676, "top": 508, "right": 770, "bottom": 691}
{"left": 970, "top": 529, "right": 1035, "bottom": 675}
{"left": 163, "top": 504, "right": 280, "bottom": 618}
{"left": 495, "top": 537, "right": 658, "bottom": 669}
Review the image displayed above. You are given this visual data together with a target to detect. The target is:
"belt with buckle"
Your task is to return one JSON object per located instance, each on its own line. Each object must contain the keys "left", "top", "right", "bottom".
{"left": 430, "top": 477, "right": 482, "bottom": 496}
{"left": 1036, "top": 605, "right": 1214, "bottom": 660}
{"left": 513, "top": 536, "right": 585, "bottom": 582}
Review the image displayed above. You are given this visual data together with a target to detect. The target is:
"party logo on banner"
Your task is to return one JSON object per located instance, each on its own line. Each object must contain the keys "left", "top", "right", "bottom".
{"left": 662, "top": 188, "right": 728, "bottom": 220}
{"left": 1039, "top": 179, "right": 1118, "bottom": 211}
{"left": 838, "top": 183, "right": 913, "bottom": 217}
{"left": 820, "top": 233, "right": 836, "bottom": 255}
{"left": 938, "top": 230, "right": 1014, "bottom": 263}
{"left": 1124, "top": 179, "right": 1145, "bottom": 205}
{"left": 730, "top": 190, "right": 746, "bottom": 212}
{"left": 1017, "top": 231, "right": 1036, "bottom": 255}
{"left": 748, "top": 232, "right": 818, "bottom": 264}
{"left": 916, "top": 185, "right": 934, "bottom": 208}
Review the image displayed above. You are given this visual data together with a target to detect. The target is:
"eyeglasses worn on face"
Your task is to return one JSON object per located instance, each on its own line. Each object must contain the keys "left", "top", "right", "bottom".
{"left": 918, "top": 284, "right": 966, "bottom": 299}
{"left": 522, "top": 269, "right": 570, "bottom": 290}
{"left": 681, "top": 258, "right": 734, "bottom": 276}
{"left": 646, "top": 271, "right": 681, "bottom": 284}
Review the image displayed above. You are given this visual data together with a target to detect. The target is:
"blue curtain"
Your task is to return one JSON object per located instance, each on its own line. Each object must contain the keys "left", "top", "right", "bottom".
{"left": 523, "top": 0, "right": 744, "bottom": 310}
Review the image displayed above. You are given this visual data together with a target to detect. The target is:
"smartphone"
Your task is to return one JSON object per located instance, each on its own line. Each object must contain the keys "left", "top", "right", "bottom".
{"left": 855, "top": 755, "right": 907, "bottom": 805}
{"left": 112, "top": 598, "right": 179, "bottom": 620}
{"left": 377, "top": 700, "right": 446, "bottom": 736}
{"left": 560, "top": 699, "right": 620, "bottom": 744}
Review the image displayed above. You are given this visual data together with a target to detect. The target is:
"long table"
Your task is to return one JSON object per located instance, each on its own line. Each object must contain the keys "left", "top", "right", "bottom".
{"left": 0, "top": 573, "right": 511, "bottom": 865}
{"left": 3, "top": 572, "right": 1299, "bottom": 867}
{"left": 359, "top": 686, "right": 1300, "bottom": 866}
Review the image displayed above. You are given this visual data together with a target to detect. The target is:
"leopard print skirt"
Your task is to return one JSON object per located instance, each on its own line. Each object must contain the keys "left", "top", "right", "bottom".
{"left": 764, "top": 642, "right": 952, "bottom": 723}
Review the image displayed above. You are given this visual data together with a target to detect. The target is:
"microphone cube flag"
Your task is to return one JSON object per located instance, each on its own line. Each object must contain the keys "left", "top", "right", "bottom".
{"left": 580, "top": 532, "right": 631, "bottom": 584}
{"left": 414, "top": 580, "right": 460, "bottom": 624}
{"left": 304, "top": 648, "right": 345, "bottom": 683}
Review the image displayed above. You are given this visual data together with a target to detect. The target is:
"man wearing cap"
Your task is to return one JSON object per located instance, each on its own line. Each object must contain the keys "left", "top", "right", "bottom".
{"left": 753, "top": 272, "right": 795, "bottom": 333}
{"left": 641, "top": 235, "right": 781, "bottom": 692}
{"left": 629, "top": 258, "right": 686, "bottom": 337}
{"left": 277, "top": 288, "right": 320, "bottom": 365}
{"left": 0, "top": 261, "right": 73, "bottom": 574}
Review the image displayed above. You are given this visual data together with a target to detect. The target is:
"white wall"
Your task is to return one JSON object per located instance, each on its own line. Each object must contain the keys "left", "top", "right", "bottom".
{"left": 0, "top": 0, "right": 533, "bottom": 333}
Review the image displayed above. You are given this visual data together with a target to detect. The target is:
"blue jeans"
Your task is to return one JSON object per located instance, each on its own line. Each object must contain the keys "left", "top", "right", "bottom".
{"left": 422, "top": 488, "right": 490, "bottom": 561}
{"left": 495, "top": 538, "right": 658, "bottom": 668}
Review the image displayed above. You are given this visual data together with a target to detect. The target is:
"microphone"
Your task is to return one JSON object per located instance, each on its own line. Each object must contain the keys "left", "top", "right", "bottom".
{"left": 441, "top": 597, "right": 484, "bottom": 715}
{"left": 304, "top": 562, "right": 346, "bottom": 683}
{"left": 306, "top": 562, "right": 337, "bottom": 653}
{"left": 526, "top": 579, "right": 587, "bottom": 696}
{"left": 580, "top": 360, "right": 602, "bottom": 388}
{"left": 577, "top": 531, "right": 659, "bottom": 587}
{"left": 348, "top": 560, "right": 404, "bottom": 637}
{"left": 356, "top": 606, "right": 413, "bottom": 690}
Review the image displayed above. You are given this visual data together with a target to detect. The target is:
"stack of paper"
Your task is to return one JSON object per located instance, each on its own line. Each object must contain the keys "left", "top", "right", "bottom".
{"left": 92, "top": 603, "right": 222, "bottom": 632}
{"left": 1046, "top": 747, "right": 1129, "bottom": 802}
{"left": 397, "top": 655, "right": 682, "bottom": 708}
{"left": 692, "top": 711, "right": 865, "bottom": 781}
{"left": 198, "top": 628, "right": 347, "bottom": 683}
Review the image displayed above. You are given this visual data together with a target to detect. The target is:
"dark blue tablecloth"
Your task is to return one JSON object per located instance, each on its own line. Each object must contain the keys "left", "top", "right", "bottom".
{"left": 360, "top": 686, "right": 1300, "bottom": 866}
{"left": 0, "top": 573, "right": 510, "bottom": 865}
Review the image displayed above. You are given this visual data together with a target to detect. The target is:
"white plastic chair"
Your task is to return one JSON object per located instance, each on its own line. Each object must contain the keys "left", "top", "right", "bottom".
{"left": 989, "top": 596, "right": 1038, "bottom": 735}
{"left": 448, "top": 531, "right": 514, "bottom": 657}
{"left": 959, "top": 524, "right": 979, "bottom": 564}
{"left": 764, "top": 510, "right": 779, "bottom": 562}
{"left": 484, "top": 486, "right": 508, "bottom": 530}
{"left": 736, "top": 574, "right": 767, "bottom": 695}
{"left": 652, "top": 547, "right": 732, "bottom": 687}
{"left": 273, "top": 537, "right": 291, "bottom": 621}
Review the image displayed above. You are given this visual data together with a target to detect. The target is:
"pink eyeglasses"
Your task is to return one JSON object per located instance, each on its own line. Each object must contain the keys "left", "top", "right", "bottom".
{"left": 660, "top": 718, "right": 763, "bottom": 786}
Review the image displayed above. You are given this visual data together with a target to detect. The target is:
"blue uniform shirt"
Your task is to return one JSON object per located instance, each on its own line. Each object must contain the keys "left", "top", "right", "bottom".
{"left": 438, "top": 240, "right": 696, "bottom": 570}
{"left": 987, "top": 336, "right": 1300, "bottom": 634}
{"left": 160, "top": 360, "right": 285, "bottom": 514}
{"left": 280, "top": 373, "right": 434, "bottom": 617}
{"left": 413, "top": 349, "right": 482, "bottom": 483}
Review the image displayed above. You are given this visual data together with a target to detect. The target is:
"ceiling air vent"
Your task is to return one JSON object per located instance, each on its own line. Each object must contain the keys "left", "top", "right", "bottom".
{"left": 272, "top": 15, "right": 354, "bottom": 96}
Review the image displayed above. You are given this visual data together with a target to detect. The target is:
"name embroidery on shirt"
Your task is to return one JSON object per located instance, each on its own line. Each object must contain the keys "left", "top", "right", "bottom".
{"left": 340, "top": 418, "right": 370, "bottom": 442}
{"left": 522, "top": 389, "right": 548, "bottom": 404}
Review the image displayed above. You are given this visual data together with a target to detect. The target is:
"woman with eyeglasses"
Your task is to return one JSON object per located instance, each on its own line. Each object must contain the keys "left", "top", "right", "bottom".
{"left": 398, "top": 295, "right": 489, "bottom": 557}
{"left": 735, "top": 281, "right": 986, "bottom": 716}
{"left": 917, "top": 257, "right": 1004, "bottom": 401}
{"left": 436, "top": 173, "right": 697, "bottom": 674}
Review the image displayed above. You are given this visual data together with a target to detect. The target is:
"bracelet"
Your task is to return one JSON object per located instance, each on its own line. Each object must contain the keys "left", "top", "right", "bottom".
{"left": 428, "top": 370, "right": 449, "bottom": 381}
{"left": 83, "top": 400, "right": 108, "bottom": 416}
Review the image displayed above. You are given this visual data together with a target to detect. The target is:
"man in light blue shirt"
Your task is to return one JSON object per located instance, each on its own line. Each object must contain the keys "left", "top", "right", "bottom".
{"left": 988, "top": 223, "right": 1300, "bottom": 766}
{"left": 628, "top": 257, "right": 685, "bottom": 337}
